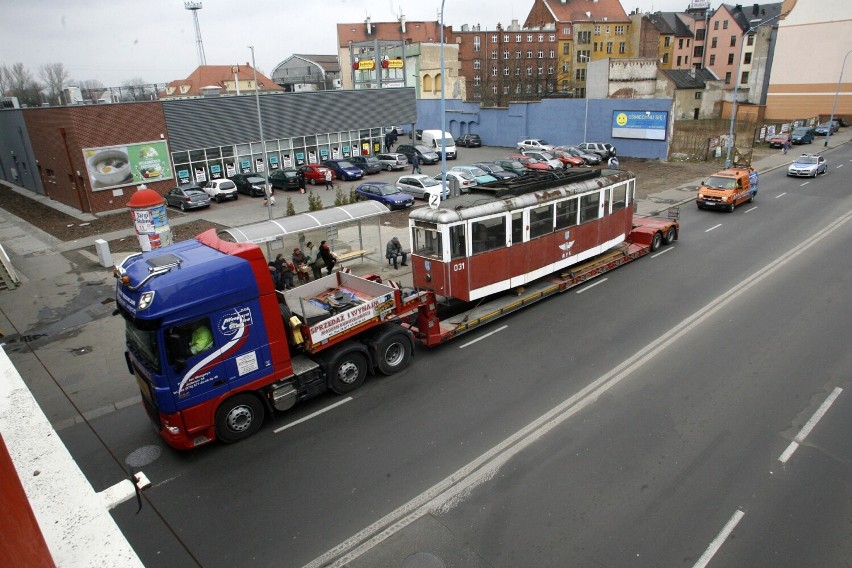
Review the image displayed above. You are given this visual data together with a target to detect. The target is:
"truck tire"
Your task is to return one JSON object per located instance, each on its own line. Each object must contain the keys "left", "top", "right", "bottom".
{"left": 663, "top": 226, "right": 677, "bottom": 245}
{"left": 215, "top": 394, "right": 264, "bottom": 443}
{"left": 376, "top": 333, "right": 412, "bottom": 375}
{"left": 651, "top": 231, "right": 662, "bottom": 252}
{"left": 330, "top": 351, "right": 367, "bottom": 394}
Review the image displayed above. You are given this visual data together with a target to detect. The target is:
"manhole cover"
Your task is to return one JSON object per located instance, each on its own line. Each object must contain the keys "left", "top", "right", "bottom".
{"left": 401, "top": 552, "right": 446, "bottom": 568}
{"left": 125, "top": 445, "right": 161, "bottom": 468}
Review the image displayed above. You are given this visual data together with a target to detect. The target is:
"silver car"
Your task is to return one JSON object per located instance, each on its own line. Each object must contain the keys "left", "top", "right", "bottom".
{"left": 787, "top": 154, "right": 827, "bottom": 177}
{"left": 377, "top": 153, "right": 408, "bottom": 171}
{"left": 395, "top": 174, "right": 444, "bottom": 199}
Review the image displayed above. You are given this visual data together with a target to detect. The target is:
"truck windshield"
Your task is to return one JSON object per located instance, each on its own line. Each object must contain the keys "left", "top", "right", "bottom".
{"left": 125, "top": 321, "right": 160, "bottom": 372}
{"left": 704, "top": 176, "right": 736, "bottom": 189}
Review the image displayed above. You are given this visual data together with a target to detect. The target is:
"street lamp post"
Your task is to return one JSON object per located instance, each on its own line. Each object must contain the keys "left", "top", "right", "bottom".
{"left": 825, "top": 48, "right": 852, "bottom": 148}
{"left": 248, "top": 46, "right": 273, "bottom": 224}
{"left": 577, "top": 55, "right": 591, "bottom": 142}
{"left": 725, "top": 13, "right": 782, "bottom": 168}
{"left": 439, "top": 0, "right": 449, "bottom": 199}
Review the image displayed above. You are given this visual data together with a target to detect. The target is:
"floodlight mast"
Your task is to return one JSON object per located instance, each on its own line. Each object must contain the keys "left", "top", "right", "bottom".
{"left": 185, "top": 1, "right": 207, "bottom": 67}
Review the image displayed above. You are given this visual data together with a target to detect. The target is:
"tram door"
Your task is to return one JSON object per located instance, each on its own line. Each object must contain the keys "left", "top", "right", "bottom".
{"left": 509, "top": 211, "right": 527, "bottom": 287}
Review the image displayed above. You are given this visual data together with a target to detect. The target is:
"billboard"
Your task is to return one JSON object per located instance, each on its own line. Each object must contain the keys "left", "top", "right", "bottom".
{"left": 611, "top": 111, "right": 668, "bottom": 141}
{"left": 82, "top": 140, "right": 174, "bottom": 191}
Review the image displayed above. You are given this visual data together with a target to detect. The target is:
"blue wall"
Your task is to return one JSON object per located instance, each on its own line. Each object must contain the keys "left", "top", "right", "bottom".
{"left": 416, "top": 97, "right": 674, "bottom": 159}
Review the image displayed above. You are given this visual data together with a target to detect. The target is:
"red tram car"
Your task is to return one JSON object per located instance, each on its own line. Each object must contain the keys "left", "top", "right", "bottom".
{"left": 408, "top": 169, "right": 640, "bottom": 302}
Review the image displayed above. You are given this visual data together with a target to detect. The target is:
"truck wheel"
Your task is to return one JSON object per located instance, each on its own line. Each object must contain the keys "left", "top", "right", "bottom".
{"left": 651, "top": 231, "right": 662, "bottom": 252}
{"left": 215, "top": 394, "right": 264, "bottom": 443}
{"left": 377, "top": 333, "right": 412, "bottom": 376}
{"left": 330, "top": 352, "right": 367, "bottom": 394}
{"left": 663, "top": 226, "right": 677, "bottom": 245}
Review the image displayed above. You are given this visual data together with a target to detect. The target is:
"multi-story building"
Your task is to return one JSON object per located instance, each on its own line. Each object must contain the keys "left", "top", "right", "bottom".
{"left": 160, "top": 65, "right": 283, "bottom": 100}
{"left": 270, "top": 55, "right": 341, "bottom": 92}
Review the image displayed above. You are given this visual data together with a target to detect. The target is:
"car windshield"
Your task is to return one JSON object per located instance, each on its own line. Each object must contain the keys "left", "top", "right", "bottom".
{"left": 418, "top": 177, "right": 440, "bottom": 187}
{"left": 704, "top": 176, "right": 736, "bottom": 189}
{"left": 219, "top": 181, "right": 236, "bottom": 189}
{"left": 415, "top": 146, "right": 432, "bottom": 153}
{"left": 795, "top": 156, "right": 819, "bottom": 164}
{"left": 337, "top": 161, "right": 355, "bottom": 168}
{"left": 487, "top": 164, "right": 505, "bottom": 172}
{"left": 364, "top": 157, "right": 379, "bottom": 164}
{"left": 504, "top": 161, "right": 523, "bottom": 168}
{"left": 246, "top": 176, "right": 264, "bottom": 184}
{"left": 376, "top": 186, "right": 402, "bottom": 195}
{"left": 793, "top": 129, "right": 809, "bottom": 135}
{"left": 537, "top": 140, "right": 550, "bottom": 145}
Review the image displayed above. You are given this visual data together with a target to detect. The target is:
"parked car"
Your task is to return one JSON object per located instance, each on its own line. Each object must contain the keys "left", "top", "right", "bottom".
{"left": 229, "top": 173, "right": 267, "bottom": 197}
{"left": 456, "top": 134, "right": 482, "bottom": 147}
{"left": 516, "top": 138, "right": 554, "bottom": 152}
{"left": 202, "top": 178, "right": 239, "bottom": 202}
{"left": 322, "top": 159, "right": 364, "bottom": 181}
{"left": 520, "top": 150, "right": 562, "bottom": 169}
{"left": 414, "top": 129, "right": 423, "bottom": 140}
{"left": 297, "top": 164, "right": 331, "bottom": 185}
{"left": 472, "top": 162, "right": 518, "bottom": 180}
{"left": 493, "top": 158, "right": 529, "bottom": 176}
{"left": 814, "top": 122, "right": 839, "bottom": 136}
{"left": 435, "top": 171, "right": 477, "bottom": 192}
{"left": 164, "top": 184, "right": 211, "bottom": 211}
{"left": 384, "top": 125, "right": 406, "bottom": 136}
{"left": 577, "top": 142, "right": 616, "bottom": 158}
{"left": 376, "top": 152, "right": 408, "bottom": 171}
{"left": 556, "top": 145, "right": 601, "bottom": 165}
{"left": 506, "top": 154, "right": 551, "bottom": 171}
{"left": 791, "top": 127, "right": 815, "bottom": 145}
{"left": 268, "top": 169, "right": 301, "bottom": 190}
{"left": 767, "top": 133, "right": 791, "bottom": 149}
{"left": 348, "top": 155, "right": 382, "bottom": 175}
{"left": 395, "top": 174, "right": 445, "bottom": 199}
{"left": 450, "top": 165, "right": 498, "bottom": 184}
{"left": 787, "top": 153, "right": 828, "bottom": 177}
{"left": 550, "top": 149, "right": 586, "bottom": 168}
{"left": 354, "top": 182, "right": 415, "bottom": 210}
{"left": 396, "top": 144, "right": 440, "bottom": 165}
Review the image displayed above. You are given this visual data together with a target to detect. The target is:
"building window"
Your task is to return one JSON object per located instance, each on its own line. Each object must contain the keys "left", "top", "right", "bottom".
{"left": 709, "top": 54, "right": 715, "bottom": 65}
{"left": 562, "top": 27, "right": 570, "bottom": 35}
{"left": 563, "top": 61, "right": 570, "bottom": 72}
{"left": 563, "top": 43, "right": 570, "bottom": 55}
{"left": 527, "top": 66, "right": 533, "bottom": 76}
{"left": 547, "top": 65, "right": 554, "bottom": 75}
{"left": 714, "top": 21, "right": 719, "bottom": 30}
{"left": 492, "top": 66, "right": 498, "bottom": 76}
{"left": 515, "top": 67, "right": 521, "bottom": 76}
{"left": 527, "top": 34, "right": 533, "bottom": 42}
{"left": 492, "top": 50, "right": 498, "bottom": 59}
{"left": 577, "top": 50, "right": 590, "bottom": 62}
{"left": 516, "top": 50, "right": 522, "bottom": 59}
{"left": 549, "top": 34, "right": 556, "bottom": 41}
{"left": 694, "top": 45, "right": 704, "bottom": 58}
{"left": 747, "top": 34, "right": 755, "bottom": 46}
{"left": 615, "top": 25, "right": 624, "bottom": 35}
{"left": 676, "top": 55, "right": 682, "bottom": 66}
{"left": 491, "top": 34, "right": 498, "bottom": 42}
{"left": 723, "top": 20, "right": 728, "bottom": 29}
{"left": 526, "top": 84, "right": 533, "bottom": 94}
{"left": 538, "top": 50, "right": 544, "bottom": 58}
{"left": 504, "top": 67, "right": 510, "bottom": 76}
{"left": 492, "top": 85, "right": 498, "bottom": 94}
{"left": 549, "top": 49, "right": 556, "bottom": 58}
{"left": 474, "top": 76, "right": 480, "bottom": 86}
{"left": 576, "top": 68, "right": 586, "bottom": 81}
{"left": 577, "top": 30, "right": 591, "bottom": 44}
{"left": 619, "top": 42, "right": 625, "bottom": 54}
{"left": 538, "top": 34, "right": 544, "bottom": 42}
{"left": 517, "top": 34, "right": 522, "bottom": 42}
{"left": 504, "top": 50, "right": 510, "bottom": 59}
{"left": 662, "top": 53, "right": 669, "bottom": 64}
{"left": 504, "top": 86, "right": 510, "bottom": 94}
{"left": 695, "top": 91, "right": 703, "bottom": 99}
{"left": 696, "top": 29, "right": 705, "bottom": 40}
{"left": 516, "top": 84, "right": 522, "bottom": 94}
{"left": 724, "top": 71, "right": 731, "bottom": 84}
{"left": 606, "top": 42, "right": 613, "bottom": 54}
{"left": 741, "top": 71, "right": 749, "bottom": 84}
{"left": 537, "top": 65, "right": 544, "bottom": 74}
{"left": 473, "top": 36, "right": 480, "bottom": 51}
{"left": 711, "top": 37, "right": 717, "bottom": 48}
{"left": 744, "top": 52, "right": 752, "bottom": 64}
{"left": 728, "top": 53, "right": 734, "bottom": 65}
{"left": 730, "top": 35, "right": 736, "bottom": 47}
{"left": 562, "top": 79, "right": 569, "bottom": 91}
{"left": 473, "top": 59, "right": 481, "bottom": 70}
{"left": 594, "top": 25, "right": 601, "bottom": 35}
{"left": 504, "top": 34, "right": 510, "bottom": 42}
{"left": 677, "top": 38, "right": 683, "bottom": 49}
{"left": 527, "top": 50, "right": 533, "bottom": 58}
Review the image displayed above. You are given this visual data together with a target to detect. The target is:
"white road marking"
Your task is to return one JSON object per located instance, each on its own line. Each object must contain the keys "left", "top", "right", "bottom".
{"left": 305, "top": 208, "right": 852, "bottom": 568}
{"left": 778, "top": 387, "right": 843, "bottom": 463}
{"left": 706, "top": 223, "right": 722, "bottom": 232}
{"left": 836, "top": 164, "right": 844, "bottom": 168}
{"left": 775, "top": 193, "right": 787, "bottom": 198}
{"left": 743, "top": 206, "right": 757, "bottom": 213}
{"left": 800, "top": 181, "right": 810, "bottom": 186}
{"left": 273, "top": 397, "right": 352, "bottom": 433}
{"left": 693, "top": 509, "right": 746, "bottom": 568}
{"left": 458, "top": 324, "right": 508, "bottom": 348}
{"left": 651, "top": 247, "right": 673, "bottom": 258}
{"left": 575, "top": 277, "right": 608, "bottom": 292}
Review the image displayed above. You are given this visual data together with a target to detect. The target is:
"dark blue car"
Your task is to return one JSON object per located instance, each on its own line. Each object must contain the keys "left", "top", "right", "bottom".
{"left": 354, "top": 182, "right": 415, "bottom": 210}
{"left": 322, "top": 159, "right": 364, "bottom": 181}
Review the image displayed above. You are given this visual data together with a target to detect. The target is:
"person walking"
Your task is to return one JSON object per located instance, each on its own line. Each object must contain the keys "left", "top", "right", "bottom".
{"left": 305, "top": 242, "right": 323, "bottom": 279}
{"left": 385, "top": 236, "right": 408, "bottom": 269}
{"left": 411, "top": 152, "right": 421, "bottom": 174}
{"left": 297, "top": 169, "right": 306, "bottom": 194}
{"left": 782, "top": 138, "right": 791, "bottom": 155}
{"left": 324, "top": 168, "right": 334, "bottom": 190}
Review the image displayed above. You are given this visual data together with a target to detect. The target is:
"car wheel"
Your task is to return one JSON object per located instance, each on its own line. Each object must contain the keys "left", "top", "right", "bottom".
{"left": 180, "top": 202, "right": 187, "bottom": 212}
{"left": 215, "top": 195, "right": 222, "bottom": 203}
{"left": 728, "top": 202, "right": 736, "bottom": 213}
{"left": 309, "top": 178, "right": 315, "bottom": 185}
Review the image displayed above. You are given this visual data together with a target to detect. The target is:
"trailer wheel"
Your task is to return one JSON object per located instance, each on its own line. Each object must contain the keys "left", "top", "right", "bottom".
{"left": 651, "top": 231, "right": 662, "bottom": 252}
{"left": 215, "top": 394, "right": 264, "bottom": 444}
{"left": 376, "top": 333, "right": 412, "bottom": 376}
{"left": 330, "top": 351, "right": 367, "bottom": 394}
{"left": 663, "top": 226, "right": 677, "bottom": 245}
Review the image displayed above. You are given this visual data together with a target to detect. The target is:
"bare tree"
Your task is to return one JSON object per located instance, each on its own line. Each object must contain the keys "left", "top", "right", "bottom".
{"left": 78, "top": 79, "right": 105, "bottom": 102}
{"left": 120, "top": 77, "right": 152, "bottom": 101}
{"left": 0, "top": 63, "right": 43, "bottom": 106}
{"left": 39, "top": 62, "right": 70, "bottom": 105}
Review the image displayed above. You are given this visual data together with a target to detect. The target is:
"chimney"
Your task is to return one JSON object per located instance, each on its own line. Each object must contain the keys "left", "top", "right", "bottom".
{"left": 752, "top": 3, "right": 759, "bottom": 15}
{"left": 400, "top": 15, "right": 406, "bottom": 33}
{"left": 366, "top": 16, "right": 372, "bottom": 35}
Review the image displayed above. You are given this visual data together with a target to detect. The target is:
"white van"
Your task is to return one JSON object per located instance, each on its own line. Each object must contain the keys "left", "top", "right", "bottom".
{"left": 420, "top": 130, "right": 457, "bottom": 160}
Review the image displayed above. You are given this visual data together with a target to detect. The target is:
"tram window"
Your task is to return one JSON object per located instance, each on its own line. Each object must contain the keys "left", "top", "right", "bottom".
{"left": 449, "top": 225, "right": 466, "bottom": 259}
{"left": 471, "top": 216, "right": 506, "bottom": 254}
{"left": 555, "top": 198, "right": 578, "bottom": 229}
{"left": 511, "top": 212, "right": 523, "bottom": 245}
{"left": 412, "top": 224, "right": 443, "bottom": 259}
{"left": 602, "top": 189, "right": 610, "bottom": 215}
{"left": 580, "top": 193, "right": 600, "bottom": 223}
{"left": 529, "top": 204, "right": 554, "bottom": 238}
{"left": 612, "top": 185, "right": 627, "bottom": 211}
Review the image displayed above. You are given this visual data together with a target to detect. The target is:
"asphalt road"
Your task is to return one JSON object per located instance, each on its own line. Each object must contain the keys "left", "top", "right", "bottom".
{"left": 19, "top": 143, "right": 852, "bottom": 567}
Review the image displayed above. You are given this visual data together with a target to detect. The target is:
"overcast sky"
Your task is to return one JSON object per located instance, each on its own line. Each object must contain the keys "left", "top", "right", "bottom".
{"left": 1, "top": 0, "right": 693, "bottom": 87}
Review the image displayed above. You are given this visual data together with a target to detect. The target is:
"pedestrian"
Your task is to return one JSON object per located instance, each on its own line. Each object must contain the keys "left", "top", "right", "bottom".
{"left": 319, "top": 240, "right": 337, "bottom": 275}
{"left": 324, "top": 168, "right": 334, "bottom": 190}
{"left": 263, "top": 185, "right": 275, "bottom": 207}
{"left": 297, "top": 169, "right": 306, "bottom": 194}
{"left": 411, "top": 153, "right": 421, "bottom": 174}
{"left": 390, "top": 131, "right": 398, "bottom": 150}
{"left": 305, "top": 242, "right": 322, "bottom": 279}
{"left": 607, "top": 155, "right": 619, "bottom": 169}
{"left": 384, "top": 133, "right": 392, "bottom": 153}
{"left": 273, "top": 254, "right": 295, "bottom": 289}
{"left": 385, "top": 236, "right": 408, "bottom": 269}
{"left": 782, "top": 138, "right": 791, "bottom": 154}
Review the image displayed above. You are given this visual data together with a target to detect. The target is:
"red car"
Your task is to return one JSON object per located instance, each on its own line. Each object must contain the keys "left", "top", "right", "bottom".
{"left": 767, "top": 133, "right": 791, "bottom": 149}
{"left": 298, "top": 163, "right": 332, "bottom": 185}
{"left": 551, "top": 149, "right": 586, "bottom": 168}
{"left": 506, "top": 154, "right": 550, "bottom": 171}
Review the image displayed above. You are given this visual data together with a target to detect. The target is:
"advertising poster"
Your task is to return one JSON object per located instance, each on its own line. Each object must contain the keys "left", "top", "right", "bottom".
{"left": 295, "top": 152, "right": 306, "bottom": 166}
{"left": 177, "top": 168, "right": 191, "bottom": 184}
{"left": 225, "top": 162, "right": 236, "bottom": 177}
{"left": 308, "top": 150, "right": 317, "bottom": 164}
{"left": 194, "top": 167, "right": 207, "bottom": 183}
{"left": 240, "top": 159, "right": 252, "bottom": 173}
{"left": 320, "top": 148, "right": 330, "bottom": 160}
{"left": 283, "top": 154, "right": 292, "bottom": 168}
{"left": 342, "top": 145, "right": 350, "bottom": 158}
{"left": 332, "top": 147, "right": 340, "bottom": 159}
{"left": 82, "top": 140, "right": 174, "bottom": 191}
{"left": 255, "top": 157, "right": 265, "bottom": 173}
{"left": 269, "top": 155, "right": 280, "bottom": 170}
{"left": 611, "top": 110, "right": 668, "bottom": 141}
{"left": 210, "top": 163, "right": 223, "bottom": 179}
{"left": 132, "top": 203, "right": 173, "bottom": 251}
{"left": 361, "top": 142, "right": 370, "bottom": 155}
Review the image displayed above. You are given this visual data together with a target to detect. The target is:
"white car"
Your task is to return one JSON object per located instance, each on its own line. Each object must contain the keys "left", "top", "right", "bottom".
{"left": 521, "top": 150, "right": 563, "bottom": 170}
{"left": 517, "top": 138, "right": 555, "bottom": 152}
{"left": 435, "top": 171, "right": 477, "bottom": 192}
{"left": 395, "top": 174, "right": 444, "bottom": 199}
{"left": 202, "top": 179, "right": 239, "bottom": 202}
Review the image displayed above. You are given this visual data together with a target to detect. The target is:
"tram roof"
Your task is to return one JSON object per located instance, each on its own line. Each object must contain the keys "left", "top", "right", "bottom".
{"left": 410, "top": 168, "right": 634, "bottom": 224}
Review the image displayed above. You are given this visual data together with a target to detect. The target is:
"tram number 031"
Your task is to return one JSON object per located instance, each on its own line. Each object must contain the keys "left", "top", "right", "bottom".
{"left": 453, "top": 262, "right": 466, "bottom": 272}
